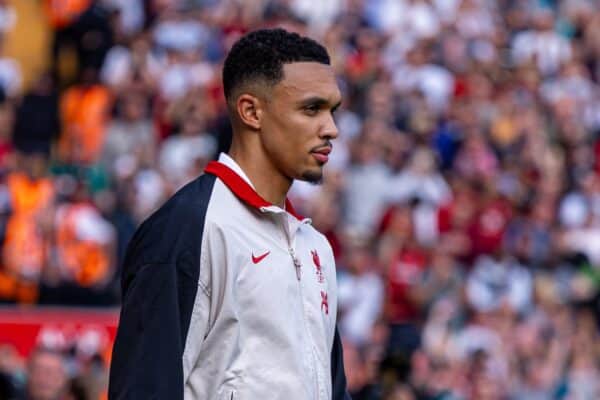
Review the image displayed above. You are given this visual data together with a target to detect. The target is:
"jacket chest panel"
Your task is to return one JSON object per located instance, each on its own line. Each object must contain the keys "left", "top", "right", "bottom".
{"left": 227, "top": 221, "right": 334, "bottom": 362}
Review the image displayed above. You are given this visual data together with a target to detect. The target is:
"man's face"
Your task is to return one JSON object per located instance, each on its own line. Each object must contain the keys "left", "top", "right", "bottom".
{"left": 259, "top": 62, "right": 341, "bottom": 183}
{"left": 27, "top": 351, "right": 67, "bottom": 400}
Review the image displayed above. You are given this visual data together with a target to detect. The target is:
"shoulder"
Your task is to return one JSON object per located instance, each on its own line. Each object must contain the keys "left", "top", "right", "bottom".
{"left": 122, "top": 174, "right": 218, "bottom": 269}
{"left": 143, "top": 173, "right": 216, "bottom": 231}
{"left": 304, "top": 224, "right": 331, "bottom": 248}
{"left": 303, "top": 224, "right": 336, "bottom": 267}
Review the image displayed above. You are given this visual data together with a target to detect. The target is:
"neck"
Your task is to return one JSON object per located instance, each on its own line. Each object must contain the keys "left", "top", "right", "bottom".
{"left": 228, "top": 140, "right": 292, "bottom": 208}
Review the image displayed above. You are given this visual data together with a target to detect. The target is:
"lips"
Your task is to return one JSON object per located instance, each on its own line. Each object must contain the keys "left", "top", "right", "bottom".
{"left": 311, "top": 147, "right": 332, "bottom": 164}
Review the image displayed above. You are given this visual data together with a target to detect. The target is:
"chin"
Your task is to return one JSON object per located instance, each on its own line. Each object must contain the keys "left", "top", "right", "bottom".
{"left": 300, "top": 169, "right": 324, "bottom": 184}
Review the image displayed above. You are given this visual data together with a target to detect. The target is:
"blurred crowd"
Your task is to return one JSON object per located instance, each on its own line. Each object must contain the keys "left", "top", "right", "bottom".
{"left": 0, "top": 0, "right": 600, "bottom": 399}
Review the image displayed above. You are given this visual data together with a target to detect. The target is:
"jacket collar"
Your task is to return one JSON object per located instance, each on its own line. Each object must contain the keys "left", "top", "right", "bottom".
{"left": 204, "top": 154, "right": 304, "bottom": 221}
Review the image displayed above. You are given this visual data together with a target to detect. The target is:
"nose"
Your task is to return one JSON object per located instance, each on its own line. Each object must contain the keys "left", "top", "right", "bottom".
{"left": 321, "top": 113, "right": 339, "bottom": 140}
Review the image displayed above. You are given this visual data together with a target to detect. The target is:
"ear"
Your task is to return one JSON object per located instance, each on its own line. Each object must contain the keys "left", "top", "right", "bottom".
{"left": 236, "top": 94, "right": 263, "bottom": 130}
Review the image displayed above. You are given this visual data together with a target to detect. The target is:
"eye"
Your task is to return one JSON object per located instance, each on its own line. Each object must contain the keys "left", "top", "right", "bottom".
{"left": 304, "top": 104, "right": 320, "bottom": 115}
{"left": 331, "top": 101, "right": 341, "bottom": 116}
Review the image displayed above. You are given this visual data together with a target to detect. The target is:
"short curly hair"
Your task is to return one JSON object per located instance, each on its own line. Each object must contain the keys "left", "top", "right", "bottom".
{"left": 222, "top": 28, "right": 331, "bottom": 104}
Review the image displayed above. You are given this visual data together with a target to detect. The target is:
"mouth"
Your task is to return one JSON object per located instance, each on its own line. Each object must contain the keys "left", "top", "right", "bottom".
{"left": 311, "top": 146, "right": 332, "bottom": 164}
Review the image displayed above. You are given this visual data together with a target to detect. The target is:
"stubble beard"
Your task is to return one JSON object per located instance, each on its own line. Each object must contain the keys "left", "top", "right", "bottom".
{"left": 301, "top": 169, "right": 324, "bottom": 185}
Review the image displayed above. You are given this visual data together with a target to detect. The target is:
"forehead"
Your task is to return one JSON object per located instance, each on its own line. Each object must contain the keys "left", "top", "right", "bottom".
{"left": 273, "top": 62, "right": 341, "bottom": 103}
{"left": 31, "top": 352, "right": 63, "bottom": 368}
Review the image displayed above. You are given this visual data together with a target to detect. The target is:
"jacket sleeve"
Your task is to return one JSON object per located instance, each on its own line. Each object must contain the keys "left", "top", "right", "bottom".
{"left": 108, "top": 175, "right": 215, "bottom": 399}
{"left": 331, "top": 326, "right": 352, "bottom": 400}
{"left": 108, "top": 262, "right": 185, "bottom": 399}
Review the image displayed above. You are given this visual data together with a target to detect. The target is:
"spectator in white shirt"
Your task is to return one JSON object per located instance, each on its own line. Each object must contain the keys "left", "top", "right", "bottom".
{"left": 511, "top": 8, "right": 572, "bottom": 76}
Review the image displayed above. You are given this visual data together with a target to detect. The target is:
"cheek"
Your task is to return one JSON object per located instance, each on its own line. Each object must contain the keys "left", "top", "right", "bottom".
{"left": 265, "top": 114, "right": 309, "bottom": 152}
{"left": 259, "top": 121, "right": 297, "bottom": 172}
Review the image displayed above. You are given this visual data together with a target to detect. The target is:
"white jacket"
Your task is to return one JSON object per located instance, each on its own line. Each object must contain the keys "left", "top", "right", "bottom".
{"left": 109, "top": 153, "right": 348, "bottom": 400}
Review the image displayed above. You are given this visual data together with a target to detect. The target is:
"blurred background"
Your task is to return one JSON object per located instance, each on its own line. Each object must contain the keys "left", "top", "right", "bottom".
{"left": 0, "top": 0, "right": 600, "bottom": 399}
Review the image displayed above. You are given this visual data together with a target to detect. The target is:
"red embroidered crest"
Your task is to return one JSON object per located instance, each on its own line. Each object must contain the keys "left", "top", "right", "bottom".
{"left": 311, "top": 250, "right": 324, "bottom": 283}
{"left": 320, "top": 291, "right": 329, "bottom": 315}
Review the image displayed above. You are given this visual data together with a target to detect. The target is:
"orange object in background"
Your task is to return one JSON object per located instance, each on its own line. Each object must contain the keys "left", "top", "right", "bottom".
{"left": 55, "top": 203, "right": 112, "bottom": 287}
{"left": 7, "top": 172, "right": 54, "bottom": 215}
{"left": 44, "top": 0, "right": 91, "bottom": 29}
{"left": 0, "top": 173, "right": 55, "bottom": 302}
{"left": 74, "top": 243, "right": 110, "bottom": 287}
{"left": 2, "top": 214, "right": 48, "bottom": 281}
{"left": 4, "top": 0, "right": 52, "bottom": 92}
{"left": 58, "top": 84, "right": 112, "bottom": 164}
{"left": 57, "top": 240, "right": 111, "bottom": 288}
{"left": 0, "top": 270, "right": 38, "bottom": 303}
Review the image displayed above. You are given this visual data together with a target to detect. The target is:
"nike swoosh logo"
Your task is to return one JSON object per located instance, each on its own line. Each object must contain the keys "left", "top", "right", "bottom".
{"left": 252, "top": 251, "right": 270, "bottom": 264}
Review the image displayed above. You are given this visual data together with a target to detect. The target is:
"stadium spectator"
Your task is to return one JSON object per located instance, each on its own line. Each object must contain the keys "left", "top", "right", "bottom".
{"left": 24, "top": 348, "right": 68, "bottom": 400}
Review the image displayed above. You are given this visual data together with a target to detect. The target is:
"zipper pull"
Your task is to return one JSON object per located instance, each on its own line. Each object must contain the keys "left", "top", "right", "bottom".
{"left": 289, "top": 247, "right": 302, "bottom": 281}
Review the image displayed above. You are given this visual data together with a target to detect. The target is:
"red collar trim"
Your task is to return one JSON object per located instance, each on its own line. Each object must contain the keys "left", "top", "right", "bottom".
{"left": 204, "top": 161, "right": 304, "bottom": 221}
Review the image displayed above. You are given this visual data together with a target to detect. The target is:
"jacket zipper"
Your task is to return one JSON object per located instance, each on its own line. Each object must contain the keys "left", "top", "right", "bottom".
{"left": 289, "top": 246, "right": 302, "bottom": 281}
{"left": 281, "top": 216, "right": 321, "bottom": 398}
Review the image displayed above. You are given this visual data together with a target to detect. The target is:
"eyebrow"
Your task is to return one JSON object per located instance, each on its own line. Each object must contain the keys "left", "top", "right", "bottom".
{"left": 299, "top": 96, "right": 342, "bottom": 110}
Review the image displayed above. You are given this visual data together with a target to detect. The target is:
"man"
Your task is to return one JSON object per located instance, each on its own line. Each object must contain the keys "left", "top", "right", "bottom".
{"left": 109, "top": 28, "right": 350, "bottom": 399}
{"left": 23, "top": 348, "right": 69, "bottom": 400}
